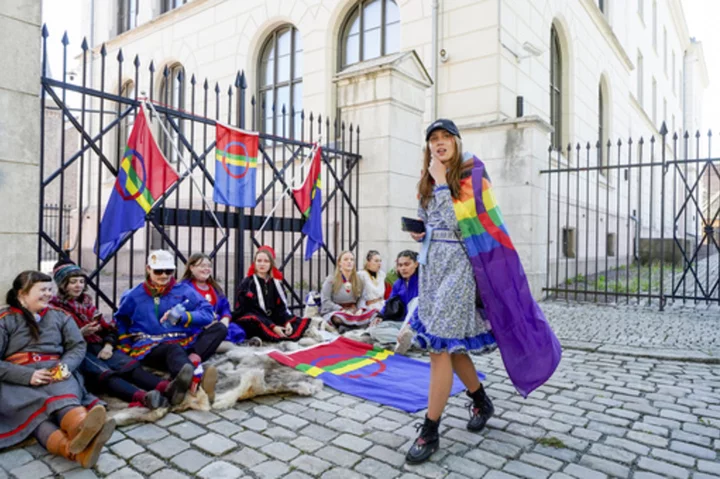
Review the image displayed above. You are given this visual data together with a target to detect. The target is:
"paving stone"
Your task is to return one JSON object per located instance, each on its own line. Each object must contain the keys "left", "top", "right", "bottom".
{"left": 169, "top": 421, "right": 207, "bottom": 440}
{"left": 506, "top": 423, "right": 547, "bottom": 440}
{"left": 586, "top": 421, "right": 626, "bottom": 437}
{"left": 94, "top": 452, "right": 126, "bottom": 475}
{"left": 484, "top": 471, "right": 520, "bottom": 479}
{"left": 242, "top": 416, "right": 268, "bottom": 431}
{"left": 645, "top": 416, "right": 682, "bottom": 430}
{"left": 604, "top": 436, "right": 651, "bottom": 455}
{"left": 632, "top": 473, "right": 666, "bottom": 479}
{"left": 273, "top": 413, "right": 309, "bottom": 430}
{"left": 698, "top": 459, "right": 720, "bottom": 475}
{"left": 444, "top": 427, "right": 483, "bottom": 446}
{"left": 366, "top": 431, "right": 408, "bottom": 449}
{"left": 502, "top": 460, "right": 550, "bottom": 479}
{"left": 43, "top": 454, "right": 78, "bottom": 474}
{"left": 649, "top": 448, "right": 696, "bottom": 467}
{"left": 110, "top": 439, "right": 145, "bottom": 459}
{"left": 290, "top": 435, "right": 324, "bottom": 453}
{"left": 171, "top": 448, "right": 213, "bottom": 473}
{"left": 193, "top": 432, "right": 239, "bottom": 456}
{"left": 125, "top": 424, "right": 169, "bottom": 445}
{"left": 276, "top": 400, "right": 310, "bottom": 414}
{"left": 637, "top": 457, "right": 690, "bottom": 479}
{"left": 518, "top": 452, "right": 563, "bottom": 471}
{"left": 149, "top": 469, "right": 191, "bottom": 479}
{"left": 207, "top": 419, "right": 243, "bottom": 437}
{"left": 536, "top": 418, "right": 572, "bottom": 433}
{"left": 105, "top": 467, "right": 145, "bottom": 479}
{"left": 320, "top": 467, "right": 370, "bottom": 479}
{"left": 224, "top": 446, "right": 268, "bottom": 467}
{"left": 315, "top": 445, "right": 362, "bottom": 468}
{"left": 380, "top": 410, "right": 413, "bottom": 424}
{"left": 251, "top": 460, "right": 290, "bottom": 479}
{"left": 333, "top": 433, "right": 373, "bottom": 452}
{"left": 196, "top": 460, "right": 243, "bottom": 479}
{"left": 585, "top": 412, "right": 630, "bottom": 427}
{"left": 9, "top": 460, "right": 52, "bottom": 478}
{"left": 366, "top": 417, "right": 402, "bottom": 432}
{"left": 301, "top": 424, "right": 340, "bottom": 442}
{"left": 261, "top": 442, "right": 300, "bottom": 461}
{"left": 337, "top": 407, "right": 373, "bottom": 423}
{"left": 128, "top": 452, "right": 165, "bottom": 474}
{"left": 588, "top": 444, "right": 636, "bottom": 464}
{"left": 283, "top": 472, "right": 313, "bottom": 479}
{"left": 659, "top": 409, "right": 697, "bottom": 423}
{"left": 569, "top": 427, "right": 602, "bottom": 442}
{"left": 670, "top": 440, "right": 717, "bottom": 459}
{"left": 106, "top": 430, "right": 127, "bottom": 446}
{"left": 443, "top": 455, "right": 487, "bottom": 477}
{"left": 672, "top": 429, "right": 712, "bottom": 447}
{"left": 147, "top": 434, "right": 191, "bottom": 456}
{"left": 182, "top": 410, "right": 221, "bottom": 425}
{"left": 479, "top": 438, "right": 523, "bottom": 458}
{"left": 327, "top": 417, "right": 371, "bottom": 435}
{"left": 219, "top": 408, "right": 250, "bottom": 422}
{"left": 683, "top": 422, "right": 720, "bottom": 439}
{"left": 291, "top": 454, "right": 333, "bottom": 475}
{"left": 562, "top": 464, "right": 608, "bottom": 479}
{"left": 464, "top": 448, "right": 507, "bottom": 469}
{"left": 0, "top": 449, "right": 34, "bottom": 470}
{"left": 355, "top": 458, "right": 400, "bottom": 478}
{"left": 578, "top": 455, "right": 630, "bottom": 478}
{"left": 354, "top": 403, "right": 383, "bottom": 416}
{"left": 366, "top": 445, "right": 406, "bottom": 467}
{"left": 155, "top": 413, "right": 184, "bottom": 427}
{"left": 61, "top": 470, "right": 99, "bottom": 479}
{"left": 621, "top": 402, "right": 660, "bottom": 416}
{"left": 232, "top": 430, "right": 272, "bottom": 448}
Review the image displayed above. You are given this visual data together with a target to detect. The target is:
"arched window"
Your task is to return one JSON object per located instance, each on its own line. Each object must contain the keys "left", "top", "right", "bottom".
{"left": 550, "top": 25, "right": 562, "bottom": 150}
{"left": 159, "top": 63, "right": 185, "bottom": 163}
{"left": 258, "top": 26, "right": 303, "bottom": 139}
{"left": 340, "top": 0, "right": 400, "bottom": 69}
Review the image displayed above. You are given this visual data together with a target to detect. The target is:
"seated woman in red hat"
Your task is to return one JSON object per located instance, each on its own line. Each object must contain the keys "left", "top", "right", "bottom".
{"left": 0, "top": 271, "right": 115, "bottom": 469}
{"left": 50, "top": 258, "right": 190, "bottom": 409}
{"left": 231, "top": 246, "right": 311, "bottom": 344}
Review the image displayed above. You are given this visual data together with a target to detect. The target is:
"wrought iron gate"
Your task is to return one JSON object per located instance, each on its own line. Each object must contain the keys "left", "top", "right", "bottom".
{"left": 39, "top": 27, "right": 361, "bottom": 312}
{"left": 542, "top": 125, "right": 720, "bottom": 309}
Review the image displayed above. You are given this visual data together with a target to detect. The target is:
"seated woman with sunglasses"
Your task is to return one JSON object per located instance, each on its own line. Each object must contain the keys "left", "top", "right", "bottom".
{"left": 1, "top": 271, "right": 115, "bottom": 469}
{"left": 114, "top": 250, "right": 226, "bottom": 403}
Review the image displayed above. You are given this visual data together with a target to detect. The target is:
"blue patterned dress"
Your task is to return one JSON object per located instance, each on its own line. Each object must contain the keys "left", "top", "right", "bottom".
{"left": 408, "top": 184, "right": 496, "bottom": 354}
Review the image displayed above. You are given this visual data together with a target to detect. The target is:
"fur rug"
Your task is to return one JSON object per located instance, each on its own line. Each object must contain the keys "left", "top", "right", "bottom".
{"left": 108, "top": 334, "right": 326, "bottom": 426}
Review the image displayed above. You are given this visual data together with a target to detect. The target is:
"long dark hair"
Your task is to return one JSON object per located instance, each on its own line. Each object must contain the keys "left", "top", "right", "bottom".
{"left": 6, "top": 271, "right": 53, "bottom": 340}
{"left": 181, "top": 253, "right": 224, "bottom": 295}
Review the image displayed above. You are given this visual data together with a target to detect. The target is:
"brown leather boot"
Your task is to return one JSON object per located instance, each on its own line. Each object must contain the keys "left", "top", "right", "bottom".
{"left": 47, "top": 420, "right": 116, "bottom": 469}
{"left": 200, "top": 365, "right": 218, "bottom": 404}
{"left": 59, "top": 405, "right": 106, "bottom": 454}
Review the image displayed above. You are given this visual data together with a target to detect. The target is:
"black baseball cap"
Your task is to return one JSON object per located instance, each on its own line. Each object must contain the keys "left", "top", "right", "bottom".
{"left": 425, "top": 118, "right": 461, "bottom": 141}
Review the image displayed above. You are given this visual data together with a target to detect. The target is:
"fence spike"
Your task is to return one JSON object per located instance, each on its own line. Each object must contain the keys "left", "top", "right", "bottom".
{"left": 100, "top": 43, "right": 107, "bottom": 56}
{"left": 163, "top": 64, "right": 170, "bottom": 77}
{"left": 301, "top": 109, "right": 305, "bottom": 120}
{"left": 190, "top": 73, "right": 196, "bottom": 85}
{"left": 177, "top": 68, "right": 184, "bottom": 82}
{"left": 251, "top": 95, "right": 256, "bottom": 107}
{"left": 659, "top": 121, "right": 668, "bottom": 135}
{"left": 638, "top": 136, "right": 644, "bottom": 145}
{"left": 576, "top": 142, "right": 581, "bottom": 151}
{"left": 595, "top": 140, "right": 601, "bottom": 148}
{"left": 149, "top": 60, "right": 155, "bottom": 73}
{"left": 281, "top": 104, "right": 286, "bottom": 115}
{"left": 235, "top": 71, "right": 242, "bottom": 88}
{"left": 695, "top": 130, "right": 701, "bottom": 139}
{"left": 650, "top": 135, "right": 656, "bottom": 144}
{"left": 672, "top": 132, "right": 678, "bottom": 141}
{"left": 356, "top": 124, "right": 360, "bottom": 134}
{"left": 708, "top": 129, "right": 713, "bottom": 137}
{"left": 134, "top": 54, "right": 140, "bottom": 67}
{"left": 617, "top": 138, "right": 622, "bottom": 146}
{"left": 62, "top": 31, "right": 69, "bottom": 45}
{"left": 627, "top": 137, "right": 633, "bottom": 145}
{"left": 203, "top": 78, "right": 208, "bottom": 89}
{"left": 42, "top": 24, "right": 49, "bottom": 38}
{"left": 117, "top": 48, "right": 124, "bottom": 62}
{"left": 606, "top": 139, "right": 612, "bottom": 148}
{"left": 586, "top": 141, "right": 591, "bottom": 149}
{"left": 81, "top": 37, "right": 88, "bottom": 51}
{"left": 240, "top": 70, "right": 247, "bottom": 89}
{"left": 214, "top": 82, "right": 220, "bottom": 94}
{"left": 547, "top": 145, "right": 553, "bottom": 153}
{"left": 227, "top": 85, "right": 233, "bottom": 95}
{"left": 683, "top": 130, "right": 689, "bottom": 139}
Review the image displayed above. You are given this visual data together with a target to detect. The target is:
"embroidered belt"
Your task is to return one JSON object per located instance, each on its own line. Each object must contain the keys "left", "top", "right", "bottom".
{"left": 339, "top": 302, "right": 356, "bottom": 308}
{"left": 366, "top": 298, "right": 383, "bottom": 305}
{"left": 430, "top": 228, "right": 461, "bottom": 242}
{"left": 5, "top": 352, "right": 60, "bottom": 365}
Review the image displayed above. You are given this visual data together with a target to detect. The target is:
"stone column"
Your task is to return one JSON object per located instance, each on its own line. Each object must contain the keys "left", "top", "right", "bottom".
{"left": 0, "top": 3, "right": 42, "bottom": 296}
{"left": 457, "top": 116, "right": 553, "bottom": 298}
{"left": 334, "top": 51, "right": 432, "bottom": 266}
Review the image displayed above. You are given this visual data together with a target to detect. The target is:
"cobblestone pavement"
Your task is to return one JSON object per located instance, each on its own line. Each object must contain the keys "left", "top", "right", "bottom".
{"left": 1, "top": 341, "right": 719, "bottom": 479}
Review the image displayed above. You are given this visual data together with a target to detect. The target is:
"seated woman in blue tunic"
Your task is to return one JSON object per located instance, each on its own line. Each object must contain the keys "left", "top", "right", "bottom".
{"left": 115, "top": 250, "right": 227, "bottom": 404}
{"left": 0, "top": 271, "right": 115, "bottom": 469}
{"left": 51, "top": 259, "right": 190, "bottom": 409}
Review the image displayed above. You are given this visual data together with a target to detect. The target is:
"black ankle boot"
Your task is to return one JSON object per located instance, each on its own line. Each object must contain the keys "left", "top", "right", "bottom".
{"left": 406, "top": 415, "right": 440, "bottom": 464}
{"left": 466, "top": 385, "right": 494, "bottom": 432}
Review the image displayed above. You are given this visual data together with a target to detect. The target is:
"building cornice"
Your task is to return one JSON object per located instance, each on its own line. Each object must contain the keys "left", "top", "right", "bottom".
{"left": 458, "top": 115, "right": 553, "bottom": 135}
{"left": 668, "top": 0, "right": 690, "bottom": 48}
{"left": 579, "top": 0, "right": 634, "bottom": 72}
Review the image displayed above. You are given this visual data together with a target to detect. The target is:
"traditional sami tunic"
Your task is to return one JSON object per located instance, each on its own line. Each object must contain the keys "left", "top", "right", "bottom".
{"left": 380, "top": 272, "right": 419, "bottom": 317}
{"left": 0, "top": 307, "right": 100, "bottom": 448}
{"left": 357, "top": 270, "right": 387, "bottom": 311}
{"left": 320, "top": 275, "right": 377, "bottom": 328}
{"left": 231, "top": 275, "right": 310, "bottom": 342}
{"left": 114, "top": 281, "right": 215, "bottom": 359}
{"left": 50, "top": 294, "right": 140, "bottom": 381}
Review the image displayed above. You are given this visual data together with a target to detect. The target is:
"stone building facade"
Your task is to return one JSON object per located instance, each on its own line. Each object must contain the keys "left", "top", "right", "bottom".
{"left": 70, "top": 0, "right": 707, "bottom": 296}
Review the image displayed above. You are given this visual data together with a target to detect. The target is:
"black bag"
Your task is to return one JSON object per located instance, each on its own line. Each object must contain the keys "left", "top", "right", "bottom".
{"left": 382, "top": 296, "right": 406, "bottom": 322}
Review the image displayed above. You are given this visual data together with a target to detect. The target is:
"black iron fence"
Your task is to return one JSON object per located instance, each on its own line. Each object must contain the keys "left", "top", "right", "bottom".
{"left": 542, "top": 125, "right": 720, "bottom": 309}
{"left": 41, "top": 204, "right": 73, "bottom": 262}
{"left": 39, "top": 27, "right": 361, "bottom": 312}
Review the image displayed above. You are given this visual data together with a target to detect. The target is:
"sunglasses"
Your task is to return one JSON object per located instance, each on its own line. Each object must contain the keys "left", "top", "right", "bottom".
{"left": 151, "top": 269, "right": 175, "bottom": 276}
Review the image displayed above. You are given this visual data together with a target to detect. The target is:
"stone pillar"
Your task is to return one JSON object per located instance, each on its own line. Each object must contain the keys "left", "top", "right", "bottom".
{"left": 0, "top": 3, "right": 42, "bottom": 296}
{"left": 334, "top": 51, "right": 432, "bottom": 266}
{"left": 457, "top": 116, "right": 552, "bottom": 298}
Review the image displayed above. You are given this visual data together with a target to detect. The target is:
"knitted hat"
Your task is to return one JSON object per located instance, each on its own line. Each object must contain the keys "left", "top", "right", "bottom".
{"left": 52, "top": 258, "right": 85, "bottom": 286}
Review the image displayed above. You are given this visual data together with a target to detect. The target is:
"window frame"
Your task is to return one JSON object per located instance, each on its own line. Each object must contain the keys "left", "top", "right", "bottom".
{"left": 162, "top": 0, "right": 188, "bottom": 14}
{"left": 117, "top": 0, "right": 138, "bottom": 35}
{"left": 257, "top": 25, "right": 303, "bottom": 140}
{"left": 550, "top": 25, "right": 563, "bottom": 151}
{"left": 339, "top": 0, "right": 400, "bottom": 70}
{"left": 159, "top": 63, "right": 185, "bottom": 164}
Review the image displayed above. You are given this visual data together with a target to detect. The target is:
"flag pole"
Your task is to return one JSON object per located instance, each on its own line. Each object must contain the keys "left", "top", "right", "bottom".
{"left": 254, "top": 137, "right": 321, "bottom": 237}
{"left": 141, "top": 98, "right": 227, "bottom": 239}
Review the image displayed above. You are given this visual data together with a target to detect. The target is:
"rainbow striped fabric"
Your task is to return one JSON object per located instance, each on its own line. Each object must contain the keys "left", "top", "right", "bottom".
{"left": 453, "top": 154, "right": 562, "bottom": 397}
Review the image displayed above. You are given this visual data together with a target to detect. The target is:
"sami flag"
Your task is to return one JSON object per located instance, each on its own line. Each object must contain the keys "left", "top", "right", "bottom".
{"left": 96, "top": 106, "right": 179, "bottom": 260}
{"left": 292, "top": 146, "right": 323, "bottom": 260}
{"left": 213, "top": 123, "right": 258, "bottom": 207}
{"left": 268, "top": 337, "right": 484, "bottom": 412}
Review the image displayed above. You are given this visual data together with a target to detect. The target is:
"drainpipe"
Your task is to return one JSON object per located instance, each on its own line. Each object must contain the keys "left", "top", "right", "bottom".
{"left": 430, "top": 0, "right": 438, "bottom": 119}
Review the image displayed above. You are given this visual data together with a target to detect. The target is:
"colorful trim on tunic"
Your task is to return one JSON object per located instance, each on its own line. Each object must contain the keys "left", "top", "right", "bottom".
{"left": 0, "top": 394, "right": 76, "bottom": 441}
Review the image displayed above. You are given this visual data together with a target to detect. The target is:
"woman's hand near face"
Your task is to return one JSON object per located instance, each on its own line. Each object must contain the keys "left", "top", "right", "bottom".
{"left": 428, "top": 156, "right": 447, "bottom": 185}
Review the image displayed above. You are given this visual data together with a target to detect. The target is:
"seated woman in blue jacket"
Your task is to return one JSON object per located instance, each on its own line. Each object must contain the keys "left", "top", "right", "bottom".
{"left": 114, "top": 250, "right": 226, "bottom": 403}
